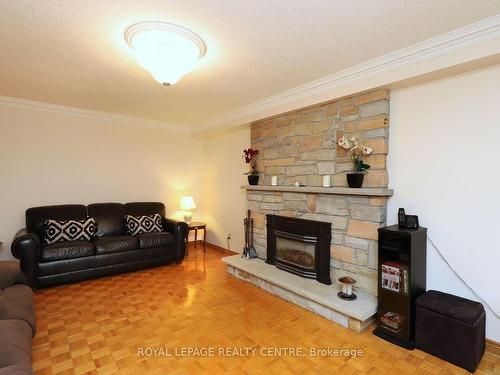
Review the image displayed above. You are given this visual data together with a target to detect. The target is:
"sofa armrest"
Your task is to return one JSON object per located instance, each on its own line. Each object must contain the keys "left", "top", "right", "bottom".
{"left": 0, "top": 261, "right": 25, "bottom": 289}
{"left": 11, "top": 228, "right": 40, "bottom": 288}
{"left": 163, "top": 218, "right": 188, "bottom": 262}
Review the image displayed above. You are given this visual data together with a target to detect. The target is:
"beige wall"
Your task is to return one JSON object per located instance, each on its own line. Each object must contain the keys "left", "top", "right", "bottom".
{"left": 200, "top": 125, "right": 249, "bottom": 253}
{"left": 0, "top": 104, "right": 204, "bottom": 259}
{"left": 388, "top": 64, "right": 500, "bottom": 341}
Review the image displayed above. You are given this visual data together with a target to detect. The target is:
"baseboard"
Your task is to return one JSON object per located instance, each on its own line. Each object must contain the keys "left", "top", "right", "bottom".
{"left": 186, "top": 240, "right": 238, "bottom": 254}
{"left": 486, "top": 338, "right": 500, "bottom": 357}
{"left": 206, "top": 242, "right": 239, "bottom": 255}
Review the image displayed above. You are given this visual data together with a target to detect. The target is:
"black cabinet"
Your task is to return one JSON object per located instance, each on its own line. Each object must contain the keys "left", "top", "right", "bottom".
{"left": 373, "top": 225, "right": 427, "bottom": 349}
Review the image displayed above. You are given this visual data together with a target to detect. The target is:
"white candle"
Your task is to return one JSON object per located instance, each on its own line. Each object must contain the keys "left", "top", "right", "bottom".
{"left": 271, "top": 176, "right": 278, "bottom": 186}
{"left": 322, "top": 175, "right": 331, "bottom": 187}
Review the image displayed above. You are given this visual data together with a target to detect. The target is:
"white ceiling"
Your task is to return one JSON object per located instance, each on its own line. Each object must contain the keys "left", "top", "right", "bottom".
{"left": 1, "top": 1, "right": 500, "bottom": 130}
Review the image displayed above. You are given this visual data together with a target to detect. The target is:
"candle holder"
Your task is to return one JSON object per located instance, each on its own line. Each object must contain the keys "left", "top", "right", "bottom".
{"left": 337, "top": 276, "right": 357, "bottom": 301}
{"left": 322, "top": 175, "right": 331, "bottom": 187}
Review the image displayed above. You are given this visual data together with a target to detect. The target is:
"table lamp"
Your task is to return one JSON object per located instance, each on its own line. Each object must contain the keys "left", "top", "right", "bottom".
{"left": 180, "top": 196, "right": 197, "bottom": 224}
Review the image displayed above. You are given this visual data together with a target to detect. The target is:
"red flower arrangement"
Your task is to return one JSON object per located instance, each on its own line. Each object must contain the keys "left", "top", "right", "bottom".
{"left": 243, "top": 148, "right": 259, "bottom": 175}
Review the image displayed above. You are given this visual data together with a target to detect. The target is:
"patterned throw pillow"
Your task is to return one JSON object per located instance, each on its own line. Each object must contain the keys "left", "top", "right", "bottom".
{"left": 44, "top": 218, "right": 97, "bottom": 244}
{"left": 125, "top": 214, "right": 163, "bottom": 236}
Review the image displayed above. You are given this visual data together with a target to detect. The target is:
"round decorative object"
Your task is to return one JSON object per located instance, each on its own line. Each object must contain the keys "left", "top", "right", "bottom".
{"left": 346, "top": 173, "right": 364, "bottom": 188}
{"left": 248, "top": 175, "right": 259, "bottom": 185}
{"left": 338, "top": 276, "right": 357, "bottom": 301}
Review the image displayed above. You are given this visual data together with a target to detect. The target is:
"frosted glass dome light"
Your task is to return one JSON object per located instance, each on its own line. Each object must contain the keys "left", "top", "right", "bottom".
{"left": 125, "top": 22, "right": 206, "bottom": 86}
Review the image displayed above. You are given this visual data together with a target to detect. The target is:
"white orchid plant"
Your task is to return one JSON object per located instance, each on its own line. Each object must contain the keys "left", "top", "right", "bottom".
{"left": 336, "top": 136, "right": 373, "bottom": 173}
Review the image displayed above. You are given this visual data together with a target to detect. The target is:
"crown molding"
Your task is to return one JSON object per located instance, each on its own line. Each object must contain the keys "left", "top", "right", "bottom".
{"left": 194, "top": 14, "right": 500, "bottom": 136}
{"left": 0, "top": 95, "right": 191, "bottom": 134}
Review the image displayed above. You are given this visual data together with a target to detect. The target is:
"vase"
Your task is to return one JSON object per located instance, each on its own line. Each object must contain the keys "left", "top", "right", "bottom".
{"left": 346, "top": 173, "right": 364, "bottom": 188}
{"left": 248, "top": 175, "right": 260, "bottom": 185}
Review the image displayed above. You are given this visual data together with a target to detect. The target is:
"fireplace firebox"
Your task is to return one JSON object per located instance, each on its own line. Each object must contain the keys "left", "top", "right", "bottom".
{"left": 266, "top": 215, "right": 332, "bottom": 285}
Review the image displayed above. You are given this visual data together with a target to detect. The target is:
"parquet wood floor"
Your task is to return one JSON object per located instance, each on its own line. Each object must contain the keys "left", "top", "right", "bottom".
{"left": 33, "top": 244, "right": 500, "bottom": 374}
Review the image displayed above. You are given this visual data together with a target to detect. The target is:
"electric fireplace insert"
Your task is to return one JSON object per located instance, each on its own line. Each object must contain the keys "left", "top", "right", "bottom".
{"left": 266, "top": 214, "right": 332, "bottom": 285}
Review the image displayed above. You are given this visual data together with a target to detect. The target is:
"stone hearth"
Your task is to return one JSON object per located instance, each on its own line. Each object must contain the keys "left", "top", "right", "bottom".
{"left": 223, "top": 255, "right": 377, "bottom": 332}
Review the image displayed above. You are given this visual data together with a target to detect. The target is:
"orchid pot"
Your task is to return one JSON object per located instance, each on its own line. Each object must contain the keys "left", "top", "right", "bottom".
{"left": 247, "top": 175, "right": 260, "bottom": 185}
{"left": 346, "top": 173, "right": 365, "bottom": 188}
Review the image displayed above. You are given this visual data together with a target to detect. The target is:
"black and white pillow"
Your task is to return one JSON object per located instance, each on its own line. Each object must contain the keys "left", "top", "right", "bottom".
{"left": 125, "top": 214, "right": 163, "bottom": 235}
{"left": 44, "top": 218, "right": 97, "bottom": 244}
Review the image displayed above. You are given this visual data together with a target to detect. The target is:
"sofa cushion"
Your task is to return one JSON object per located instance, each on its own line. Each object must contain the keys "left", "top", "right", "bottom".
{"left": 87, "top": 203, "right": 125, "bottom": 237}
{"left": 26, "top": 204, "right": 87, "bottom": 238}
{"left": 38, "top": 256, "right": 96, "bottom": 277}
{"left": 0, "top": 320, "right": 32, "bottom": 371}
{"left": 0, "top": 285, "right": 35, "bottom": 336}
{"left": 93, "top": 236, "right": 138, "bottom": 254}
{"left": 0, "top": 261, "right": 21, "bottom": 290}
{"left": 125, "top": 214, "right": 163, "bottom": 236}
{"left": 41, "top": 241, "right": 95, "bottom": 262}
{"left": 43, "top": 217, "right": 97, "bottom": 244}
{"left": 137, "top": 232, "right": 176, "bottom": 249}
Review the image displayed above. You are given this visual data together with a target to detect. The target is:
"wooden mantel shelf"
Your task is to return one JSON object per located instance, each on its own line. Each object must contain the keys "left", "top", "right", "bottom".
{"left": 241, "top": 185, "right": 393, "bottom": 197}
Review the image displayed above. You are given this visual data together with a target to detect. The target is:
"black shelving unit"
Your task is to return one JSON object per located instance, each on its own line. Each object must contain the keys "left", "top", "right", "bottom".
{"left": 373, "top": 224, "right": 427, "bottom": 349}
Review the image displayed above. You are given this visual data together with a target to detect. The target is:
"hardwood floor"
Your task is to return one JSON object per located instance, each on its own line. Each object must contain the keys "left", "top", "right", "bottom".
{"left": 33, "top": 244, "right": 499, "bottom": 374}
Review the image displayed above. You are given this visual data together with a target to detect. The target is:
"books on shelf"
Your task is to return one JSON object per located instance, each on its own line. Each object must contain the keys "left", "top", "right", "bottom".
{"left": 381, "top": 261, "right": 408, "bottom": 294}
{"left": 380, "top": 311, "right": 405, "bottom": 333}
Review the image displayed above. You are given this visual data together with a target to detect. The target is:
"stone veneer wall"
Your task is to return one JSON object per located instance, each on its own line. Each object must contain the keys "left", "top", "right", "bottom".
{"left": 248, "top": 89, "right": 390, "bottom": 296}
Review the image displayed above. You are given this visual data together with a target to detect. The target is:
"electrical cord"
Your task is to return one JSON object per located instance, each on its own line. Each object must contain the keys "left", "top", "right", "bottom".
{"left": 427, "top": 234, "right": 500, "bottom": 319}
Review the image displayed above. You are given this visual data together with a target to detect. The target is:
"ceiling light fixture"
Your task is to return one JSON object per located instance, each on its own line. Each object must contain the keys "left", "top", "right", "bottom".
{"left": 125, "top": 21, "right": 206, "bottom": 87}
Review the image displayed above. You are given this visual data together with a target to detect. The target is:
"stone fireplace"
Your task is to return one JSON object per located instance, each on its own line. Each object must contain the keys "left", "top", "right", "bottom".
{"left": 246, "top": 88, "right": 390, "bottom": 297}
{"left": 224, "top": 88, "right": 391, "bottom": 331}
{"left": 266, "top": 214, "right": 331, "bottom": 285}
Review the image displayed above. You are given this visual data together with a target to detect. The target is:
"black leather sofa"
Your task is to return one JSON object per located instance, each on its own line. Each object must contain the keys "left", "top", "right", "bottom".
{"left": 11, "top": 202, "right": 188, "bottom": 288}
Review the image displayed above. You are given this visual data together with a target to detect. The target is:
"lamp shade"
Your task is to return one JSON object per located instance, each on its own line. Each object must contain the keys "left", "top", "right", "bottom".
{"left": 180, "top": 196, "right": 197, "bottom": 210}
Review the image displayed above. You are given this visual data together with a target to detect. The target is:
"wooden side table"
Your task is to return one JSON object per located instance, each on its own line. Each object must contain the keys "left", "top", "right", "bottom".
{"left": 186, "top": 222, "right": 207, "bottom": 254}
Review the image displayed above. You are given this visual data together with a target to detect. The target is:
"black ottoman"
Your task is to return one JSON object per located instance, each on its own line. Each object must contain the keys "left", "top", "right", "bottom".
{"left": 415, "top": 290, "right": 485, "bottom": 372}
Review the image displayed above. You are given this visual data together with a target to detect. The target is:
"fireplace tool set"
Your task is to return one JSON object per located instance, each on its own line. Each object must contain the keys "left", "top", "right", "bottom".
{"left": 243, "top": 209, "right": 258, "bottom": 259}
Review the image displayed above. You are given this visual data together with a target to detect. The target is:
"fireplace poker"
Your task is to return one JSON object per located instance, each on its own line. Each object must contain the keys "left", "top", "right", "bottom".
{"left": 243, "top": 209, "right": 257, "bottom": 259}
